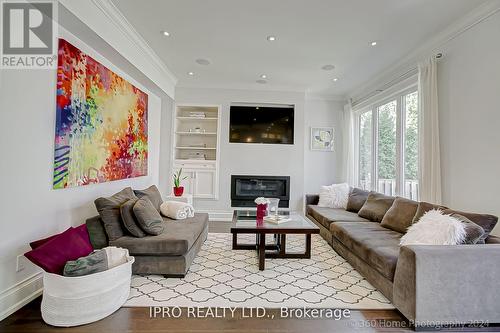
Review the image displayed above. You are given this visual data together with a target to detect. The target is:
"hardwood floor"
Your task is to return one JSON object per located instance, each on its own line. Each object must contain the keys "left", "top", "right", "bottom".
{"left": 0, "top": 221, "right": 495, "bottom": 332}
{"left": 1, "top": 297, "right": 410, "bottom": 333}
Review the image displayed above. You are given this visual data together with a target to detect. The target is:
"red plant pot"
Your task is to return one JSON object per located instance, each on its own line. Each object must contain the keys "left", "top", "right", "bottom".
{"left": 256, "top": 204, "right": 268, "bottom": 220}
{"left": 173, "top": 186, "right": 184, "bottom": 197}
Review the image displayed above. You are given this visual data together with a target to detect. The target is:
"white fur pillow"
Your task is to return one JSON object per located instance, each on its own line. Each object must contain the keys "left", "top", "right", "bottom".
{"left": 317, "top": 183, "right": 350, "bottom": 209}
{"left": 400, "top": 209, "right": 466, "bottom": 246}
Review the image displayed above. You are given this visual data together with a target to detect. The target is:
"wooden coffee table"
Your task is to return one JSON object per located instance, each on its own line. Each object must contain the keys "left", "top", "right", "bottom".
{"left": 230, "top": 210, "right": 320, "bottom": 270}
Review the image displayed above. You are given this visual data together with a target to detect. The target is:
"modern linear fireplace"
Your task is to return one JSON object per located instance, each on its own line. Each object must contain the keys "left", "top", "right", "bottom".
{"left": 231, "top": 175, "right": 290, "bottom": 208}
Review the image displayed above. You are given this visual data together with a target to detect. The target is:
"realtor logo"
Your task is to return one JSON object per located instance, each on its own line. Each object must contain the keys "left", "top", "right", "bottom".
{"left": 1, "top": 0, "right": 57, "bottom": 69}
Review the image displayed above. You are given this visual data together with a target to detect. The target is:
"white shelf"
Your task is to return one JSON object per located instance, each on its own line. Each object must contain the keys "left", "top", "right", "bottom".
{"left": 175, "top": 132, "right": 217, "bottom": 135}
{"left": 175, "top": 146, "right": 217, "bottom": 150}
{"left": 172, "top": 104, "right": 221, "bottom": 200}
{"left": 176, "top": 117, "right": 218, "bottom": 120}
{"left": 175, "top": 159, "right": 216, "bottom": 163}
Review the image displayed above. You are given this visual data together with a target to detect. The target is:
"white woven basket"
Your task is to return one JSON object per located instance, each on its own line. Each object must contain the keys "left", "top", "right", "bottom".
{"left": 41, "top": 256, "right": 134, "bottom": 327}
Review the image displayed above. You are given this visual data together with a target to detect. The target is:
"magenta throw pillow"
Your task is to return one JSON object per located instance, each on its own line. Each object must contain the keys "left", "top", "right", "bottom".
{"left": 73, "top": 224, "right": 91, "bottom": 245}
{"left": 30, "top": 232, "right": 65, "bottom": 249}
{"left": 24, "top": 227, "right": 93, "bottom": 274}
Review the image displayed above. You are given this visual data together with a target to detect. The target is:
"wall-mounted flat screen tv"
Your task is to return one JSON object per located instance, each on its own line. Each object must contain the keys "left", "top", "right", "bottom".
{"left": 229, "top": 104, "right": 294, "bottom": 144}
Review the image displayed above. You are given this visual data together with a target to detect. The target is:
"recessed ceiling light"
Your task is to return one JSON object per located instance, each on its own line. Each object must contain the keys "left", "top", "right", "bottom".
{"left": 260, "top": 74, "right": 267, "bottom": 79}
{"left": 195, "top": 58, "right": 210, "bottom": 65}
{"left": 267, "top": 35, "right": 276, "bottom": 41}
{"left": 187, "top": 71, "right": 194, "bottom": 76}
{"left": 321, "top": 64, "right": 335, "bottom": 71}
{"left": 371, "top": 41, "right": 377, "bottom": 46}
{"left": 162, "top": 31, "right": 170, "bottom": 37}
{"left": 256, "top": 79, "right": 267, "bottom": 84}
{"left": 333, "top": 78, "right": 339, "bottom": 82}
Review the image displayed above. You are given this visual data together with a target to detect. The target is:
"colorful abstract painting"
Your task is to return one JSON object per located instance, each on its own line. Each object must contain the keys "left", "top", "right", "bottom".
{"left": 53, "top": 39, "right": 148, "bottom": 189}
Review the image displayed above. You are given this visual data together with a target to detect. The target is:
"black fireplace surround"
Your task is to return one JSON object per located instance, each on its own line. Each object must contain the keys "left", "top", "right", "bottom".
{"left": 231, "top": 175, "right": 290, "bottom": 208}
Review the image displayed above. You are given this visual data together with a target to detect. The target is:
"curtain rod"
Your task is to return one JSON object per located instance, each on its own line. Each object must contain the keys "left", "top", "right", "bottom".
{"left": 351, "top": 53, "right": 443, "bottom": 107}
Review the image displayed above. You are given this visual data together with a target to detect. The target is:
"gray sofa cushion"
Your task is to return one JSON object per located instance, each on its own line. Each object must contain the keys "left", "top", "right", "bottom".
{"left": 94, "top": 187, "right": 136, "bottom": 241}
{"left": 120, "top": 198, "right": 147, "bottom": 238}
{"left": 346, "top": 188, "right": 371, "bottom": 213}
{"left": 133, "top": 197, "right": 164, "bottom": 235}
{"left": 381, "top": 197, "right": 418, "bottom": 233}
{"left": 110, "top": 213, "right": 208, "bottom": 256}
{"left": 86, "top": 216, "right": 108, "bottom": 249}
{"left": 331, "top": 221, "right": 402, "bottom": 280}
{"left": 358, "top": 193, "right": 395, "bottom": 222}
{"left": 412, "top": 201, "right": 447, "bottom": 224}
{"left": 307, "top": 205, "right": 370, "bottom": 229}
{"left": 134, "top": 185, "right": 163, "bottom": 212}
{"left": 450, "top": 214, "right": 485, "bottom": 244}
{"left": 442, "top": 209, "right": 498, "bottom": 243}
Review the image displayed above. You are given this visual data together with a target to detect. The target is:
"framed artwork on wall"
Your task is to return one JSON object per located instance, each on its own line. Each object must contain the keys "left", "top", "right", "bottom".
{"left": 310, "top": 127, "right": 334, "bottom": 151}
{"left": 53, "top": 39, "right": 149, "bottom": 189}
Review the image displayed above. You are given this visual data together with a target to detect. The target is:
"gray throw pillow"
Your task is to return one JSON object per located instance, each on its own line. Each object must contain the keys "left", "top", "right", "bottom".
{"left": 381, "top": 197, "right": 419, "bottom": 233}
{"left": 358, "top": 193, "right": 395, "bottom": 222}
{"left": 134, "top": 185, "right": 163, "bottom": 212}
{"left": 85, "top": 216, "right": 108, "bottom": 249}
{"left": 133, "top": 197, "right": 165, "bottom": 235}
{"left": 94, "top": 187, "right": 136, "bottom": 241}
{"left": 443, "top": 209, "right": 497, "bottom": 243}
{"left": 120, "top": 198, "right": 147, "bottom": 238}
{"left": 63, "top": 250, "right": 108, "bottom": 277}
{"left": 412, "top": 201, "right": 448, "bottom": 224}
{"left": 346, "top": 188, "right": 371, "bottom": 213}
{"left": 450, "top": 213, "right": 486, "bottom": 244}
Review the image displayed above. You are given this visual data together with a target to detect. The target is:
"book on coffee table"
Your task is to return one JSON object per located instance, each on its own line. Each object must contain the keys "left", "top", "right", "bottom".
{"left": 263, "top": 215, "right": 291, "bottom": 224}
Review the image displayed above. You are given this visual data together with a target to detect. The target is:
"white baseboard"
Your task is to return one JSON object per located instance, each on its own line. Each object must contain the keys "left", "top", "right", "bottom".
{"left": 197, "top": 210, "right": 233, "bottom": 222}
{"left": 0, "top": 272, "right": 43, "bottom": 321}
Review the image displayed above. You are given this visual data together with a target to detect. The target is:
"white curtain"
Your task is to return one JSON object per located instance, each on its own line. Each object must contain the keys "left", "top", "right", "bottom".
{"left": 343, "top": 102, "right": 356, "bottom": 186}
{"left": 418, "top": 57, "right": 442, "bottom": 204}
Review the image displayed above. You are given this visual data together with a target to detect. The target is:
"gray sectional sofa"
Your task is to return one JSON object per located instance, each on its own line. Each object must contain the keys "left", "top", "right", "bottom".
{"left": 306, "top": 191, "right": 500, "bottom": 329}
{"left": 86, "top": 213, "right": 208, "bottom": 277}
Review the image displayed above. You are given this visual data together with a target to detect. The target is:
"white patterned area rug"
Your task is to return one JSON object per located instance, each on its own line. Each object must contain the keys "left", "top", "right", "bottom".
{"left": 125, "top": 233, "right": 394, "bottom": 309}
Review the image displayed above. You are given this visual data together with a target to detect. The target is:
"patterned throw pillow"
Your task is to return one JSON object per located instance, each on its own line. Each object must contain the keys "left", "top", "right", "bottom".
{"left": 401, "top": 210, "right": 466, "bottom": 246}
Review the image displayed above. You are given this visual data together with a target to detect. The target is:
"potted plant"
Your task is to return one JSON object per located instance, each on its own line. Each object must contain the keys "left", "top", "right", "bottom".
{"left": 173, "top": 168, "right": 188, "bottom": 196}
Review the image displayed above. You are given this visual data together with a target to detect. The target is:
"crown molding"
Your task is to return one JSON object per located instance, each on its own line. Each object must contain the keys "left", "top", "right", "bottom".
{"left": 59, "top": 0, "right": 177, "bottom": 97}
{"left": 90, "top": 0, "right": 177, "bottom": 84}
{"left": 348, "top": 0, "right": 500, "bottom": 102}
{"left": 305, "top": 92, "right": 347, "bottom": 102}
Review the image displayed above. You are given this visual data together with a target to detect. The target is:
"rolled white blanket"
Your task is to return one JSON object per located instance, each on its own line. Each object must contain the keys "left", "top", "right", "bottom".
{"left": 160, "top": 201, "right": 195, "bottom": 220}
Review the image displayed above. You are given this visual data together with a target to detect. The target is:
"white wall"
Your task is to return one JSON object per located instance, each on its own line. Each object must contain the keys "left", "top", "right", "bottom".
{"left": 304, "top": 98, "right": 345, "bottom": 194}
{"left": 438, "top": 10, "right": 500, "bottom": 236}
{"left": 174, "top": 87, "right": 345, "bottom": 214}
{"left": 0, "top": 26, "right": 162, "bottom": 317}
{"left": 175, "top": 87, "right": 306, "bottom": 212}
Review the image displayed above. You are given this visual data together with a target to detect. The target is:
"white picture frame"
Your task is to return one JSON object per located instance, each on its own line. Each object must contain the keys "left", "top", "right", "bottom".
{"left": 310, "top": 127, "right": 334, "bottom": 151}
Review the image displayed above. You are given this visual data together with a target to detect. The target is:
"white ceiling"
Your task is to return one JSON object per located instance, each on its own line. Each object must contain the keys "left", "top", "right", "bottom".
{"left": 111, "top": 0, "right": 488, "bottom": 97}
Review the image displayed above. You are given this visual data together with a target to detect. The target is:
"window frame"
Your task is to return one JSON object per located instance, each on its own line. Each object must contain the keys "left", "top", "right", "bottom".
{"left": 354, "top": 84, "right": 418, "bottom": 198}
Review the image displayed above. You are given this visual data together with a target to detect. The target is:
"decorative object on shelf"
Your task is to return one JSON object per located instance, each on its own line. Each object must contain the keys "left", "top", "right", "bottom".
{"left": 53, "top": 39, "right": 148, "bottom": 189}
{"left": 311, "top": 127, "right": 334, "bottom": 151}
{"left": 255, "top": 197, "right": 269, "bottom": 220}
{"left": 267, "top": 198, "right": 280, "bottom": 216}
{"left": 189, "top": 111, "right": 206, "bottom": 118}
{"left": 173, "top": 168, "right": 188, "bottom": 196}
{"left": 188, "top": 152, "right": 206, "bottom": 160}
{"left": 189, "top": 143, "right": 207, "bottom": 148}
{"left": 189, "top": 127, "right": 205, "bottom": 133}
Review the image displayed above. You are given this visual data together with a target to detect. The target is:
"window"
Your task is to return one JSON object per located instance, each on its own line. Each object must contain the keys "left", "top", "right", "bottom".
{"left": 404, "top": 91, "right": 419, "bottom": 199}
{"left": 358, "top": 111, "right": 372, "bottom": 190}
{"left": 377, "top": 100, "right": 397, "bottom": 195}
{"left": 356, "top": 89, "right": 419, "bottom": 200}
